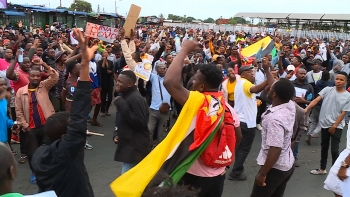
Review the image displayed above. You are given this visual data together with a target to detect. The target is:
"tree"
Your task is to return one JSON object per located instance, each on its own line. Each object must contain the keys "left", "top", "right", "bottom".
{"left": 185, "top": 16, "right": 196, "bottom": 23}
{"left": 257, "top": 22, "right": 266, "bottom": 26}
{"left": 203, "top": 17, "right": 215, "bottom": 23}
{"left": 159, "top": 13, "right": 164, "bottom": 19}
{"left": 56, "top": 6, "right": 68, "bottom": 9}
{"left": 68, "top": 0, "right": 92, "bottom": 12}
{"left": 167, "top": 14, "right": 183, "bottom": 21}
{"left": 228, "top": 17, "right": 237, "bottom": 25}
{"left": 227, "top": 17, "right": 250, "bottom": 25}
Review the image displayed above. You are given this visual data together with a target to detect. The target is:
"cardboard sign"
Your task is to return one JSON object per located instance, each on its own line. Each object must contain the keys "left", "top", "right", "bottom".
{"left": 84, "top": 22, "right": 118, "bottom": 43}
{"left": 123, "top": 4, "right": 141, "bottom": 38}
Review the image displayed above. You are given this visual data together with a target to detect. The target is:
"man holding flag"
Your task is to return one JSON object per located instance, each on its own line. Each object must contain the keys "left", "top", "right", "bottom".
{"left": 110, "top": 40, "right": 242, "bottom": 197}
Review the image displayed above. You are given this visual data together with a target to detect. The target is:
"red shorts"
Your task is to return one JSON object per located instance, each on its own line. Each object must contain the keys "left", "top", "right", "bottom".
{"left": 91, "top": 88, "right": 101, "bottom": 106}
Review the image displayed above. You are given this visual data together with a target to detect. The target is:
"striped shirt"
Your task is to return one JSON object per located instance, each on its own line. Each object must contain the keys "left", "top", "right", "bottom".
{"left": 29, "top": 89, "right": 46, "bottom": 129}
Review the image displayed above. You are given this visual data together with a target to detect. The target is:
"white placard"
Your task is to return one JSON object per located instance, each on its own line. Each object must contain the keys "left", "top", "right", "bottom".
{"left": 295, "top": 87, "right": 307, "bottom": 98}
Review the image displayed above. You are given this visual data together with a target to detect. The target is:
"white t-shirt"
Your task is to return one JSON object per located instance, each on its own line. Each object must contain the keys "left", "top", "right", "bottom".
{"left": 279, "top": 72, "right": 296, "bottom": 81}
{"left": 312, "top": 72, "right": 322, "bottom": 83}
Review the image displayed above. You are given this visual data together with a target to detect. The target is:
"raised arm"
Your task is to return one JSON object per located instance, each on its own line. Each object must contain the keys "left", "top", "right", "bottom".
{"left": 163, "top": 40, "right": 199, "bottom": 106}
{"left": 304, "top": 95, "right": 322, "bottom": 113}
{"left": 6, "top": 50, "right": 19, "bottom": 80}
{"left": 59, "top": 28, "right": 98, "bottom": 159}
{"left": 41, "top": 61, "right": 59, "bottom": 89}
{"left": 120, "top": 28, "right": 138, "bottom": 71}
{"left": 278, "top": 51, "right": 285, "bottom": 76}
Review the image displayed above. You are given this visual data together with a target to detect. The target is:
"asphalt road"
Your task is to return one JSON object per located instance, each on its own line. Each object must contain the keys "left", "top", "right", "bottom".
{"left": 13, "top": 108, "right": 348, "bottom": 197}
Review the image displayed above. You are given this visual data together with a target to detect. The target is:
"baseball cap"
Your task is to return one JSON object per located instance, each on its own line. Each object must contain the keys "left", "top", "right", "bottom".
{"left": 310, "top": 59, "right": 322, "bottom": 65}
{"left": 55, "top": 51, "right": 67, "bottom": 62}
{"left": 238, "top": 65, "right": 253, "bottom": 75}
{"left": 287, "top": 65, "right": 295, "bottom": 72}
{"left": 212, "top": 54, "right": 225, "bottom": 61}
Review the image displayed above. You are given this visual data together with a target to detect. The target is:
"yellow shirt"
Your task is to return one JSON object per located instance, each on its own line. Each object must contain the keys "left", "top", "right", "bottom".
{"left": 227, "top": 80, "right": 237, "bottom": 101}
{"left": 242, "top": 79, "right": 254, "bottom": 98}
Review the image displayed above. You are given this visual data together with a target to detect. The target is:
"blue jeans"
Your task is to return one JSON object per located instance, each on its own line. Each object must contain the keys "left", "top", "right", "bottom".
{"left": 121, "top": 163, "right": 136, "bottom": 174}
{"left": 293, "top": 142, "right": 300, "bottom": 158}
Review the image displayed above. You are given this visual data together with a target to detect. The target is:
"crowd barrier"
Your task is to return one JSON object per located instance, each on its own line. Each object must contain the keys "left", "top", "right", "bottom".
{"left": 163, "top": 22, "right": 350, "bottom": 40}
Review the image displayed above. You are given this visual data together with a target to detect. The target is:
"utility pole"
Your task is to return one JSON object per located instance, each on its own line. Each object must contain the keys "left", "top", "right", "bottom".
{"left": 115, "top": 0, "right": 117, "bottom": 14}
{"left": 97, "top": 4, "right": 100, "bottom": 14}
{"left": 59, "top": 0, "right": 62, "bottom": 7}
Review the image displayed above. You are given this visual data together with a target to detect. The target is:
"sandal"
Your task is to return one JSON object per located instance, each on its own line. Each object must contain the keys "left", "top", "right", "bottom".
{"left": 19, "top": 155, "right": 27, "bottom": 164}
{"left": 12, "top": 150, "right": 17, "bottom": 156}
{"left": 30, "top": 173, "right": 36, "bottom": 184}
{"left": 90, "top": 121, "right": 103, "bottom": 127}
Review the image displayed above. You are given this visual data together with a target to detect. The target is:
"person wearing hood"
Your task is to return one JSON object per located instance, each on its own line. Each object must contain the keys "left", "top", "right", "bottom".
{"left": 330, "top": 59, "right": 343, "bottom": 82}
{"left": 31, "top": 29, "right": 96, "bottom": 197}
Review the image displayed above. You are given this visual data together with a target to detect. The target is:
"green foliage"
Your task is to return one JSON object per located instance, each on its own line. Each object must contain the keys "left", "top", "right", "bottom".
{"left": 68, "top": 0, "right": 92, "bottom": 12}
{"left": 56, "top": 6, "right": 68, "bottom": 9}
{"left": 228, "top": 17, "right": 249, "bottom": 25}
{"left": 167, "top": 14, "right": 183, "bottom": 21}
{"left": 159, "top": 13, "right": 164, "bottom": 19}
{"left": 203, "top": 17, "right": 215, "bottom": 23}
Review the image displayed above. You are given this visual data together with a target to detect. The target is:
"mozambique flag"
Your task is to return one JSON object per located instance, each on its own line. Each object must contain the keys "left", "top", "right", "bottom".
{"left": 241, "top": 36, "right": 275, "bottom": 59}
{"left": 110, "top": 91, "right": 225, "bottom": 197}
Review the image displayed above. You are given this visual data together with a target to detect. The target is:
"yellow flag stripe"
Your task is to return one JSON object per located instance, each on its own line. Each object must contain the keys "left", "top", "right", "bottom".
{"left": 110, "top": 91, "right": 205, "bottom": 197}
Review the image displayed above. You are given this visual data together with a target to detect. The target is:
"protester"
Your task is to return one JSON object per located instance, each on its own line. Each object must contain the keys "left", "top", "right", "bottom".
{"left": 251, "top": 78, "right": 296, "bottom": 197}
{"left": 3, "top": 17, "right": 350, "bottom": 197}
{"left": 0, "top": 77, "right": 15, "bottom": 146}
{"left": 113, "top": 70, "right": 151, "bottom": 174}
{"left": 306, "top": 70, "right": 334, "bottom": 145}
{"left": 228, "top": 59, "right": 274, "bottom": 181}
{"left": 221, "top": 66, "right": 240, "bottom": 107}
{"left": 305, "top": 72, "right": 350, "bottom": 175}
{"left": 147, "top": 62, "right": 171, "bottom": 146}
{"left": 98, "top": 50, "right": 114, "bottom": 116}
{"left": 15, "top": 60, "right": 58, "bottom": 184}
{"left": 163, "top": 40, "right": 242, "bottom": 197}
{"left": 0, "top": 142, "right": 24, "bottom": 197}
{"left": 31, "top": 28, "right": 96, "bottom": 197}
{"left": 323, "top": 125, "right": 350, "bottom": 197}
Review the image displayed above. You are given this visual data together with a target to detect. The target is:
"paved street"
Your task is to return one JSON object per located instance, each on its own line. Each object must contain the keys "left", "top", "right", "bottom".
{"left": 13, "top": 108, "right": 347, "bottom": 197}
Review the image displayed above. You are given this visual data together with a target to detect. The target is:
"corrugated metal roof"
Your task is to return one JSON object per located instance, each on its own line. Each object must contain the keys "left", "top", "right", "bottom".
{"left": 234, "top": 12, "right": 290, "bottom": 19}
{"left": 234, "top": 12, "right": 350, "bottom": 21}
{"left": 322, "top": 14, "right": 350, "bottom": 21}
{"left": 234, "top": 12, "right": 260, "bottom": 18}
{"left": 258, "top": 13, "right": 290, "bottom": 19}
{"left": 2, "top": 10, "right": 26, "bottom": 16}
{"left": 31, "top": 9, "right": 51, "bottom": 13}
{"left": 288, "top": 13, "right": 324, "bottom": 20}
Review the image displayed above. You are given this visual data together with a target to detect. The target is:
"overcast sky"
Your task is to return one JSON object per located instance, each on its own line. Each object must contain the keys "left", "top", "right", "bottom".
{"left": 8, "top": 0, "right": 349, "bottom": 19}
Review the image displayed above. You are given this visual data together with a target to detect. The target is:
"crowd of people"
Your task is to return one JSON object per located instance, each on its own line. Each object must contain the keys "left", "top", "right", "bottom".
{"left": 0, "top": 20, "right": 349, "bottom": 197}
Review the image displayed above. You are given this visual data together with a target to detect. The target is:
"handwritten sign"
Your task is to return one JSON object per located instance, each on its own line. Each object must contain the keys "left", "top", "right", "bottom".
{"left": 84, "top": 22, "right": 118, "bottom": 43}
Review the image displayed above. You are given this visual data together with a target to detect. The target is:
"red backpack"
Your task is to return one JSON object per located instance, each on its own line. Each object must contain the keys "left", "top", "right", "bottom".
{"left": 200, "top": 103, "right": 237, "bottom": 167}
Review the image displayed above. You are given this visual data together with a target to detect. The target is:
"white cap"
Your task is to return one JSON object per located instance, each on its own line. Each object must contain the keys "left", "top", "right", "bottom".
{"left": 287, "top": 65, "right": 295, "bottom": 71}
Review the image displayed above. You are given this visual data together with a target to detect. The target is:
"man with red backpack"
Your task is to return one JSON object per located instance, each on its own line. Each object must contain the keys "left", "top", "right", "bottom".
{"left": 163, "top": 40, "right": 242, "bottom": 197}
